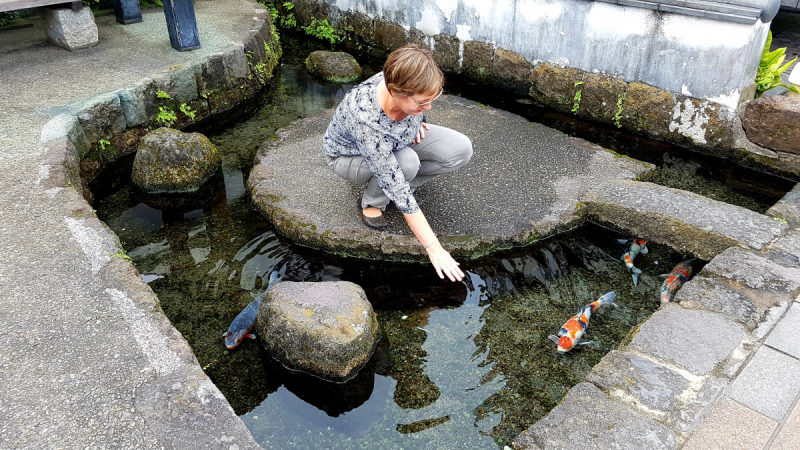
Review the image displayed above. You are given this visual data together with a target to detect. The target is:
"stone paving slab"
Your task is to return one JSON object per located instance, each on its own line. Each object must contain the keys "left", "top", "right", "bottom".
{"left": 726, "top": 346, "right": 800, "bottom": 421}
{"left": 770, "top": 399, "right": 800, "bottom": 449}
{"left": 248, "top": 96, "right": 651, "bottom": 260}
{"left": 675, "top": 276, "right": 760, "bottom": 330}
{"left": 626, "top": 303, "right": 743, "bottom": 376}
{"left": 513, "top": 382, "right": 677, "bottom": 450}
{"left": 765, "top": 301, "right": 800, "bottom": 359}
{"left": 683, "top": 397, "right": 778, "bottom": 450}
{"left": 579, "top": 179, "right": 787, "bottom": 260}
{"left": 766, "top": 182, "right": 800, "bottom": 227}
{"left": 701, "top": 247, "right": 800, "bottom": 297}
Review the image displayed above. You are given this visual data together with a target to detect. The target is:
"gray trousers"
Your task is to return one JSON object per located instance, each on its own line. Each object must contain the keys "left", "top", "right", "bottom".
{"left": 329, "top": 124, "right": 473, "bottom": 210}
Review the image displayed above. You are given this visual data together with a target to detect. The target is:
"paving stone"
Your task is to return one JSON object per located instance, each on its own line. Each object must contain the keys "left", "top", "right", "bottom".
{"left": 513, "top": 383, "right": 676, "bottom": 450}
{"left": 671, "top": 376, "right": 728, "bottom": 434}
{"left": 765, "top": 302, "right": 800, "bottom": 359}
{"left": 727, "top": 345, "right": 800, "bottom": 421}
{"left": 770, "top": 400, "right": 800, "bottom": 449}
{"left": 580, "top": 180, "right": 786, "bottom": 260}
{"left": 683, "top": 397, "right": 777, "bottom": 450}
{"left": 587, "top": 350, "right": 689, "bottom": 412}
{"left": 702, "top": 247, "right": 800, "bottom": 297}
{"left": 675, "top": 276, "right": 759, "bottom": 330}
{"left": 765, "top": 231, "right": 800, "bottom": 266}
{"left": 766, "top": 183, "right": 800, "bottom": 227}
{"left": 627, "top": 303, "right": 743, "bottom": 375}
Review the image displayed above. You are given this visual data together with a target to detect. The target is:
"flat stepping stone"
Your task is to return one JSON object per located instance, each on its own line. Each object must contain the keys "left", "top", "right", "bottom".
{"left": 248, "top": 96, "right": 649, "bottom": 260}
{"left": 579, "top": 179, "right": 787, "bottom": 260}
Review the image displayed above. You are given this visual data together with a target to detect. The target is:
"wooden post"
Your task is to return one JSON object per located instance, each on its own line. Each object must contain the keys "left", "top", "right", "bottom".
{"left": 162, "top": 0, "right": 200, "bottom": 51}
{"left": 112, "top": 0, "right": 142, "bottom": 24}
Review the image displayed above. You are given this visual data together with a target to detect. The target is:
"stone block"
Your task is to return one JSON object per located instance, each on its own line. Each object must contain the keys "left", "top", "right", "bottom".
{"left": 619, "top": 82, "right": 675, "bottom": 138}
{"left": 42, "top": 6, "right": 98, "bottom": 51}
{"left": 671, "top": 376, "right": 728, "bottom": 433}
{"left": 75, "top": 92, "right": 128, "bottom": 144}
{"left": 513, "top": 383, "right": 676, "bottom": 450}
{"left": 433, "top": 34, "right": 461, "bottom": 74}
{"left": 462, "top": 41, "right": 494, "bottom": 82}
{"left": 345, "top": 11, "right": 374, "bottom": 43}
{"left": 764, "top": 302, "right": 800, "bottom": 359}
{"left": 627, "top": 303, "right": 743, "bottom": 375}
{"left": 766, "top": 182, "right": 800, "bottom": 227}
{"left": 578, "top": 73, "right": 628, "bottom": 123}
{"left": 580, "top": 180, "right": 787, "bottom": 260}
{"left": 529, "top": 63, "right": 585, "bottom": 113}
{"left": 373, "top": 19, "right": 406, "bottom": 51}
{"left": 116, "top": 77, "right": 154, "bottom": 128}
{"left": 586, "top": 350, "right": 689, "bottom": 412}
{"left": 771, "top": 401, "right": 800, "bottom": 449}
{"left": 244, "top": 30, "right": 267, "bottom": 67}
{"left": 701, "top": 247, "right": 800, "bottom": 297}
{"left": 407, "top": 28, "right": 431, "bottom": 50}
{"left": 675, "top": 276, "right": 759, "bottom": 330}
{"left": 683, "top": 397, "right": 777, "bottom": 450}
{"left": 742, "top": 97, "right": 800, "bottom": 154}
{"left": 766, "top": 231, "right": 800, "bottom": 265}
{"left": 667, "top": 96, "right": 736, "bottom": 152}
{"left": 489, "top": 48, "right": 533, "bottom": 95}
{"left": 726, "top": 345, "right": 800, "bottom": 421}
{"left": 223, "top": 44, "right": 251, "bottom": 82}
{"left": 197, "top": 53, "right": 232, "bottom": 95}
{"left": 40, "top": 113, "right": 90, "bottom": 159}
{"left": 153, "top": 66, "right": 199, "bottom": 104}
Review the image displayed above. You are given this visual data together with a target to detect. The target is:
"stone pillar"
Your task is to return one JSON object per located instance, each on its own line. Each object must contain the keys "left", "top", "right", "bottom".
{"left": 42, "top": 5, "right": 98, "bottom": 51}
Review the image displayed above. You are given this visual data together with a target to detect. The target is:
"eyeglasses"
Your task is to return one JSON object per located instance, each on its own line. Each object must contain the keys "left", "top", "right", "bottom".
{"left": 409, "top": 87, "right": 443, "bottom": 106}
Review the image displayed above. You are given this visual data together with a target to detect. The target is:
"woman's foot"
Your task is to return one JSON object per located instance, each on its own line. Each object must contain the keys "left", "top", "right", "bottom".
{"left": 359, "top": 200, "right": 388, "bottom": 230}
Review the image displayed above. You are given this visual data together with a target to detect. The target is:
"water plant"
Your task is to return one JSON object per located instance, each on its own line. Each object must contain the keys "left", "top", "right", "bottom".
{"left": 756, "top": 31, "right": 799, "bottom": 97}
{"left": 572, "top": 81, "right": 584, "bottom": 113}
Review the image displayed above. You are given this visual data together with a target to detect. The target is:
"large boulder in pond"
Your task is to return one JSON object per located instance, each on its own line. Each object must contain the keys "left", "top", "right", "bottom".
{"left": 132, "top": 127, "right": 220, "bottom": 194}
{"left": 256, "top": 281, "right": 379, "bottom": 382}
{"left": 305, "top": 51, "right": 362, "bottom": 83}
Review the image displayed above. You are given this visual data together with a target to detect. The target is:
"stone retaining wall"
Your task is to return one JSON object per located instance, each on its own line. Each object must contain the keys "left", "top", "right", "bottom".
{"left": 279, "top": 0, "right": 800, "bottom": 179}
{"left": 40, "top": 5, "right": 282, "bottom": 203}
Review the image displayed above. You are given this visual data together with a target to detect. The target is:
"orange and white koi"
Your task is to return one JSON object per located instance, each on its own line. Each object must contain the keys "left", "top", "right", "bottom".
{"left": 660, "top": 259, "right": 694, "bottom": 303}
{"left": 618, "top": 238, "right": 648, "bottom": 286}
{"left": 549, "top": 291, "right": 616, "bottom": 353}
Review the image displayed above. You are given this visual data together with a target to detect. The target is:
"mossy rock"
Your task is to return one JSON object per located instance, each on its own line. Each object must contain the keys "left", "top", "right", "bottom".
{"left": 305, "top": 51, "right": 362, "bottom": 83}
{"left": 131, "top": 127, "right": 221, "bottom": 194}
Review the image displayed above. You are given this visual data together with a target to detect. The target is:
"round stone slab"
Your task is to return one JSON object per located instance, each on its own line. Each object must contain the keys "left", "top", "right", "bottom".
{"left": 248, "top": 95, "right": 651, "bottom": 260}
{"left": 255, "top": 281, "right": 379, "bottom": 382}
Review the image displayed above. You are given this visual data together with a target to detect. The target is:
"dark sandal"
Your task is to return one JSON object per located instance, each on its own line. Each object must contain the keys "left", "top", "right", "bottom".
{"left": 358, "top": 197, "right": 388, "bottom": 230}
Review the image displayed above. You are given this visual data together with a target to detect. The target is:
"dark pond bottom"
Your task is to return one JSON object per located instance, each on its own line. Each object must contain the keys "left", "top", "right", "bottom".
{"left": 91, "top": 34, "right": 779, "bottom": 449}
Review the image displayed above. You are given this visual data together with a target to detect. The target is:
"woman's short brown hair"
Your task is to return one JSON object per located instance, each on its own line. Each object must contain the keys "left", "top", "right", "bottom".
{"left": 383, "top": 44, "right": 444, "bottom": 97}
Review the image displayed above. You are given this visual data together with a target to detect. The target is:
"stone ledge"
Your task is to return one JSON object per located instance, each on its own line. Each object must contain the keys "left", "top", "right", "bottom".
{"left": 579, "top": 179, "right": 787, "bottom": 260}
{"left": 247, "top": 96, "right": 651, "bottom": 260}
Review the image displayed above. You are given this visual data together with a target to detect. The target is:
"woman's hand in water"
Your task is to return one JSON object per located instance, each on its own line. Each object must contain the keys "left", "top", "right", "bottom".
{"left": 414, "top": 123, "right": 430, "bottom": 144}
{"left": 426, "top": 242, "right": 464, "bottom": 282}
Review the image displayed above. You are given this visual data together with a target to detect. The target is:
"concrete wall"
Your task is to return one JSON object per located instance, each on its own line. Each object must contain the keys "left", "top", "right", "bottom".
{"left": 327, "top": 0, "right": 769, "bottom": 110}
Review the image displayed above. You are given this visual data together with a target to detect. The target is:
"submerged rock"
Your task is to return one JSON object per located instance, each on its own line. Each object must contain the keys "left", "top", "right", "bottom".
{"left": 305, "top": 51, "right": 362, "bottom": 83}
{"left": 131, "top": 127, "right": 220, "bottom": 194}
{"left": 256, "top": 281, "right": 379, "bottom": 382}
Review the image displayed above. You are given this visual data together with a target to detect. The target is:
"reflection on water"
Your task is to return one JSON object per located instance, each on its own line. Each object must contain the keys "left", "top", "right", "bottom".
{"left": 93, "top": 35, "right": 704, "bottom": 448}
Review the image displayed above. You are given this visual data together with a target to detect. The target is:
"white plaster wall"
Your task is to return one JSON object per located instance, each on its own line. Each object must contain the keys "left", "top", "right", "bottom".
{"left": 329, "top": 0, "right": 770, "bottom": 109}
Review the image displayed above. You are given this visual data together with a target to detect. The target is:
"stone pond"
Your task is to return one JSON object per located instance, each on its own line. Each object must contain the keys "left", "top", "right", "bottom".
{"left": 83, "top": 32, "right": 800, "bottom": 449}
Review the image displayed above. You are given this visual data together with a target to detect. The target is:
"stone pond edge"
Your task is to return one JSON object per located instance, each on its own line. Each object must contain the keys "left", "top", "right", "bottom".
{"left": 34, "top": 3, "right": 800, "bottom": 449}
{"left": 34, "top": 2, "right": 280, "bottom": 448}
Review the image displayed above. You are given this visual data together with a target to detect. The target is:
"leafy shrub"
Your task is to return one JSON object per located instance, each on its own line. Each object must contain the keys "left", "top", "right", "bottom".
{"left": 0, "top": 11, "right": 19, "bottom": 27}
{"left": 756, "top": 31, "right": 799, "bottom": 97}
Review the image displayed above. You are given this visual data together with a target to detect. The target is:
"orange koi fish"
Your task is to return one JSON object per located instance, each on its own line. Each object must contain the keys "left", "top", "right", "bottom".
{"left": 549, "top": 291, "right": 616, "bottom": 353}
{"left": 660, "top": 259, "right": 694, "bottom": 303}
{"left": 618, "top": 238, "right": 648, "bottom": 286}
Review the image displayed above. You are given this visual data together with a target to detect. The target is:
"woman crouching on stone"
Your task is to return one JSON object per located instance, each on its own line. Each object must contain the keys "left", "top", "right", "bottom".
{"left": 323, "top": 44, "right": 473, "bottom": 282}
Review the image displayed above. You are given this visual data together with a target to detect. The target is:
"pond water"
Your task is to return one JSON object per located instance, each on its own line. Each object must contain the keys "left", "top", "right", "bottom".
{"left": 92, "top": 34, "right": 782, "bottom": 449}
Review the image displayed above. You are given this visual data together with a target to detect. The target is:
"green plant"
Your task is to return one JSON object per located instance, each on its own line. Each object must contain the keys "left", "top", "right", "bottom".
{"left": 614, "top": 93, "right": 626, "bottom": 128}
{"left": 179, "top": 103, "right": 196, "bottom": 120}
{"left": 155, "top": 107, "right": 177, "bottom": 127}
{"left": 280, "top": 2, "right": 296, "bottom": 28}
{"left": 755, "top": 31, "right": 799, "bottom": 97}
{"left": 0, "top": 11, "right": 19, "bottom": 27}
{"left": 303, "top": 18, "right": 342, "bottom": 44}
{"left": 572, "top": 81, "right": 584, "bottom": 113}
{"left": 98, "top": 139, "right": 111, "bottom": 152}
{"left": 156, "top": 90, "right": 172, "bottom": 100}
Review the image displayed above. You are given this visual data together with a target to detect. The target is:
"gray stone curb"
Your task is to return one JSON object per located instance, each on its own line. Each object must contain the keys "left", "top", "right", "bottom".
{"left": 26, "top": 1, "right": 280, "bottom": 447}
